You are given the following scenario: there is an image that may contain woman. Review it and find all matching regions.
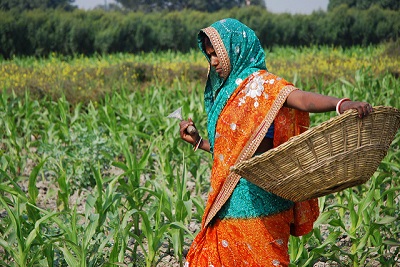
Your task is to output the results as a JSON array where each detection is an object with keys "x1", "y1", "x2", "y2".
[{"x1": 179, "y1": 18, "x2": 373, "y2": 267}]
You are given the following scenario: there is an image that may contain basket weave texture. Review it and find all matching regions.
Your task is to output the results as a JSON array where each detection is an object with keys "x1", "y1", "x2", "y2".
[{"x1": 231, "y1": 106, "x2": 400, "y2": 202}]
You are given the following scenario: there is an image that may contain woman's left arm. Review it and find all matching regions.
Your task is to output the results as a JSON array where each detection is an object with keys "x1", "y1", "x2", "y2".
[{"x1": 285, "y1": 89, "x2": 373, "y2": 118}]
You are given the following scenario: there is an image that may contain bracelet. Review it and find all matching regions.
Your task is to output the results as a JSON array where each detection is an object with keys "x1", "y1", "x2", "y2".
[
  {"x1": 193, "y1": 137, "x2": 203, "y2": 152},
  {"x1": 336, "y1": 98, "x2": 351, "y2": 115}
]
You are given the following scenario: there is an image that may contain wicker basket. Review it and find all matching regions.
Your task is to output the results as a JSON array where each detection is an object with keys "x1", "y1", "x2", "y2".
[{"x1": 231, "y1": 106, "x2": 400, "y2": 202}]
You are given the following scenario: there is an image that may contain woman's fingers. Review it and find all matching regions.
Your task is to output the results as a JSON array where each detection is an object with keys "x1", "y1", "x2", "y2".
[
  {"x1": 342, "y1": 101, "x2": 373, "y2": 118},
  {"x1": 359, "y1": 103, "x2": 373, "y2": 117},
  {"x1": 179, "y1": 120, "x2": 190, "y2": 136},
  {"x1": 179, "y1": 119, "x2": 198, "y2": 144}
]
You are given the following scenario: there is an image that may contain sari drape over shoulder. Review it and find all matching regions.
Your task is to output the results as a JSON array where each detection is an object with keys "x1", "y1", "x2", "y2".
[{"x1": 186, "y1": 19, "x2": 319, "y2": 267}]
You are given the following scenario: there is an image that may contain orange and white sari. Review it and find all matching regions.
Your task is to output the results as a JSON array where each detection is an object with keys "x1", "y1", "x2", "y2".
[{"x1": 186, "y1": 19, "x2": 319, "y2": 267}]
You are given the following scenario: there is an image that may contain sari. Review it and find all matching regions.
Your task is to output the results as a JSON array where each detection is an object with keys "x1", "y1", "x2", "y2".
[{"x1": 185, "y1": 19, "x2": 319, "y2": 267}]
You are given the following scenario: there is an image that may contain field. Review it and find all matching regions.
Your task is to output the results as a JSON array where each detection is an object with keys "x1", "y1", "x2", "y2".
[{"x1": 0, "y1": 44, "x2": 399, "y2": 267}]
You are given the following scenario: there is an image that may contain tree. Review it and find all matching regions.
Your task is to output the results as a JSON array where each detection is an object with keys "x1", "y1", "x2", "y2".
[
  {"x1": 328, "y1": 0, "x2": 399, "y2": 11},
  {"x1": 114, "y1": 0, "x2": 265, "y2": 12},
  {"x1": 0, "y1": 0, "x2": 75, "y2": 11}
]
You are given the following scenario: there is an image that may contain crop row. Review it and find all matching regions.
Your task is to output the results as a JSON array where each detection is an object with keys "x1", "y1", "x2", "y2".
[{"x1": 0, "y1": 49, "x2": 399, "y2": 266}]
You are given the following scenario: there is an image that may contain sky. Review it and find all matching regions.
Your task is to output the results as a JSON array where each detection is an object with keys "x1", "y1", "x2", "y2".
[{"x1": 74, "y1": 0, "x2": 329, "y2": 14}]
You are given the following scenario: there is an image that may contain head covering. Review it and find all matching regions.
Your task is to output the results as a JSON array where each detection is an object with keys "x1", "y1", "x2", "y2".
[{"x1": 198, "y1": 18, "x2": 267, "y2": 152}]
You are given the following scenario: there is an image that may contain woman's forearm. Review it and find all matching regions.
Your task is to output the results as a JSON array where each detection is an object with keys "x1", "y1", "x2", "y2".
[
  {"x1": 199, "y1": 139, "x2": 211, "y2": 153},
  {"x1": 285, "y1": 90, "x2": 339, "y2": 113},
  {"x1": 285, "y1": 89, "x2": 373, "y2": 118}
]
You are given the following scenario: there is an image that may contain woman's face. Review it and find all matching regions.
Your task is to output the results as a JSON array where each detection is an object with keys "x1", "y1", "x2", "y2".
[{"x1": 204, "y1": 37, "x2": 224, "y2": 78}]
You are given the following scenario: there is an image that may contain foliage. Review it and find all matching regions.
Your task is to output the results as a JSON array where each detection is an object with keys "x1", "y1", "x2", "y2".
[
  {"x1": 0, "y1": 0, "x2": 75, "y2": 11},
  {"x1": 113, "y1": 0, "x2": 265, "y2": 12},
  {"x1": 0, "y1": 48, "x2": 399, "y2": 266},
  {"x1": 328, "y1": 0, "x2": 399, "y2": 11},
  {"x1": 1, "y1": 44, "x2": 399, "y2": 106},
  {"x1": 0, "y1": 7, "x2": 399, "y2": 58}
]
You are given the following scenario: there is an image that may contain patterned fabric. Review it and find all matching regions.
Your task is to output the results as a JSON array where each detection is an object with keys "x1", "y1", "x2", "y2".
[
  {"x1": 185, "y1": 19, "x2": 319, "y2": 267},
  {"x1": 197, "y1": 18, "x2": 267, "y2": 153}
]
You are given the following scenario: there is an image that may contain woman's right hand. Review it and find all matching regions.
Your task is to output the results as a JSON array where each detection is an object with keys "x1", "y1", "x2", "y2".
[{"x1": 179, "y1": 118, "x2": 200, "y2": 145}]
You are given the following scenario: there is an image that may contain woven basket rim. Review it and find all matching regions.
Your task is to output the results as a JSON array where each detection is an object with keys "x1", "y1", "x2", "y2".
[
  {"x1": 241, "y1": 105, "x2": 399, "y2": 163},
  {"x1": 231, "y1": 105, "x2": 400, "y2": 201}
]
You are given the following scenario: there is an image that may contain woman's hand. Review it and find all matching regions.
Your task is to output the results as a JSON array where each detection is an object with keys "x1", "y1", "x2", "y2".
[
  {"x1": 179, "y1": 118, "x2": 211, "y2": 153},
  {"x1": 179, "y1": 118, "x2": 200, "y2": 146},
  {"x1": 340, "y1": 101, "x2": 373, "y2": 118}
]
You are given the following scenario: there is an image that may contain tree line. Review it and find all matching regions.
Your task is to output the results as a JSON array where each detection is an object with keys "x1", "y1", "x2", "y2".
[
  {"x1": 111, "y1": 0, "x2": 265, "y2": 12},
  {"x1": 1, "y1": 0, "x2": 399, "y2": 12},
  {"x1": 0, "y1": 5, "x2": 399, "y2": 59},
  {"x1": 0, "y1": 0, "x2": 266, "y2": 12}
]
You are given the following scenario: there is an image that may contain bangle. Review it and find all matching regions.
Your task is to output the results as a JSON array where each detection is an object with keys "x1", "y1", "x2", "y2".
[
  {"x1": 193, "y1": 137, "x2": 203, "y2": 152},
  {"x1": 336, "y1": 98, "x2": 351, "y2": 115}
]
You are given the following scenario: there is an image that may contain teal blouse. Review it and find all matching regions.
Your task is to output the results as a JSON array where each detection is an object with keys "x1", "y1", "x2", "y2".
[{"x1": 217, "y1": 177, "x2": 294, "y2": 219}]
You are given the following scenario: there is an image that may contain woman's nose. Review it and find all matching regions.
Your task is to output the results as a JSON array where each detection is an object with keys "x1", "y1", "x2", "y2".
[{"x1": 210, "y1": 55, "x2": 219, "y2": 67}]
